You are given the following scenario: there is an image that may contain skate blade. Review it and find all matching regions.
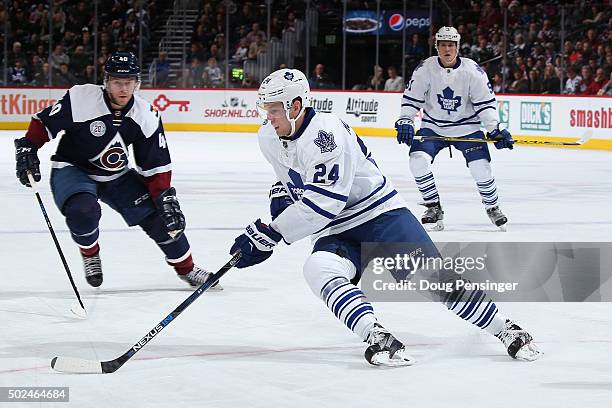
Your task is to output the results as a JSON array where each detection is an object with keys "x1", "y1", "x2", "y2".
[
  {"x1": 424, "y1": 220, "x2": 444, "y2": 231},
  {"x1": 368, "y1": 350, "x2": 416, "y2": 367},
  {"x1": 514, "y1": 342, "x2": 543, "y2": 361},
  {"x1": 497, "y1": 224, "x2": 507, "y2": 232}
]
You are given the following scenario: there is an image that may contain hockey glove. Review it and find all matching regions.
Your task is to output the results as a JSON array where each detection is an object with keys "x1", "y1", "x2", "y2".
[
  {"x1": 269, "y1": 182, "x2": 293, "y2": 221},
  {"x1": 395, "y1": 118, "x2": 415, "y2": 145},
  {"x1": 155, "y1": 187, "x2": 186, "y2": 239},
  {"x1": 487, "y1": 127, "x2": 514, "y2": 150},
  {"x1": 230, "y1": 219, "x2": 282, "y2": 268},
  {"x1": 15, "y1": 137, "x2": 41, "y2": 187}
]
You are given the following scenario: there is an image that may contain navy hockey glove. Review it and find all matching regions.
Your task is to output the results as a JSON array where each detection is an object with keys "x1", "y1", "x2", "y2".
[
  {"x1": 269, "y1": 182, "x2": 293, "y2": 221},
  {"x1": 230, "y1": 219, "x2": 282, "y2": 268},
  {"x1": 15, "y1": 137, "x2": 41, "y2": 187},
  {"x1": 155, "y1": 187, "x2": 186, "y2": 239},
  {"x1": 395, "y1": 118, "x2": 415, "y2": 145},
  {"x1": 487, "y1": 127, "x2": 514, "y2": 150}
]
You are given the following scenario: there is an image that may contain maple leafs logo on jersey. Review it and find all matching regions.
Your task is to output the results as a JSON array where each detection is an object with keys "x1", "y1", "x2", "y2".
[
  {"x1": 437, "y1": 86, "x2": 462, "y2": 115},
  {"x1": 89, "y1": 133, "x2": 129, "y2": 172},
  {"x1": 313, "y1": 130, "x2": 337, "y2": 154},
  {"x1": 284, "y1": 71, "x2": 294, "y2": 80}
]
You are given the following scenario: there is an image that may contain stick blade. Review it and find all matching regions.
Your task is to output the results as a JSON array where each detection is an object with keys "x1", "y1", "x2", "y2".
[
  {"x1": 577, "y1": 130, "x2": 593, "y2": 145},
  {"x1": 51, "y1": 356, "x2": 103, "y2": 374}
]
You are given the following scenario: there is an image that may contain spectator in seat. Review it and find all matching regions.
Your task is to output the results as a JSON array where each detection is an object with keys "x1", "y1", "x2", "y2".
[
  {"x1": 309, "y1": 63, "x2": 333, "y2": 89},
  {"x1": 384, "y1": 66, "x2": 404, "y2": 92},
  {"x1": 578, "y1": 65, "x2": 593, "y2": 94},
  {"x1": 563, "y1": 66, "x2": 582, "y2": 95},
  {"x1": 508, "y1": 70, "x2": 529, "y2": 93},
  {"x1": 367, "y1": 65, "x2": 385, "y2": 90},
  {"x1": 49, "y1": 45, "x2": 70, "y2": 71},
  {"x1": 202, "y1": 57, "x2": 223, "y2": 88},
  {"x1": 541, "y1": 64, "x2": 561, "y2": 94},
  {"x1": 31, "y1": 63, "x2": 51, "y2": 87},
  {"x1": 528, "y1": 69, "x2": 543, "y2": 93},
  {"x1": 152, "y1": 51, "x2": 171, "y2": 87},
  {"x1": 248, "y1": 34, "x2": 266, "y2": 60},
  {"x1": 70, "y1": 45, "x2": 90, "y2": 80},
  {"x1": 246, "y1": 22, "x2": 266, "y2": 43},
  {"x1": 492, "y1": 72, "x2": 505, "y2": 93},
  {"x1": 587, "y1": 68, "x2": 608, "y2": 95},
  {"x1": 597, "y1": 73, "x2": 612, "y2": 96},
  {"x1": 54, "y1": 63, "x2": 77, "y2": 87},
  {"x1": 8, "y1": 60, "x2": 28, "y2": 85}
]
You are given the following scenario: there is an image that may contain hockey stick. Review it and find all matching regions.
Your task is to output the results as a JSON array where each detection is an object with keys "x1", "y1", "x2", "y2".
[
  {"x1": 50, "y1": 250, "x2": 242, "y2": 374},
  {"x1": 413, "y1": 130, "x2": 593, "y2": 146},
  {"x1": 27, "y1": 172, "x2": 87, "y2": 318}
]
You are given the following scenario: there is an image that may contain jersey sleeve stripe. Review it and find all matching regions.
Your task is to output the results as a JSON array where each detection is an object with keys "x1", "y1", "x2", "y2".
[
  {"x1": 403, "y1": 95, "x2": 425, "y2": 104},
  {"x1": 136, "y1": 163, "x2": 173, "y2": 176},
  {"x1": 305, "y1": 184, "x2": 349, "y2": 202},
  {"x1": 401, "y1": 103, "x2": 422, "y2": 111},
  {"x1": 302, "y1": 197, "x2": 337, "y2": 219},
  {"x1": 472, "y1": 97, "x2": 496, "y2": 106}
]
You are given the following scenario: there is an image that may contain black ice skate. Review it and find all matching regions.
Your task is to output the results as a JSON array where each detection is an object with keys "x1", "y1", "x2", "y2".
[
  {"x1": 421, "y1": 202, "x2": 444, "y2": 231},
  {"x1": 495, "y1": 319, "x2": 542, "y2": 361},
  {"x1": 486, "y1": 205, "x2": 508, "y2": 231},
  {"x1": 178, "y1": 265, "x2": 223, "y2": 291},
  {"x1": 364, "y1": 324, "x2": 415, "y2": 367},
  {"x1": 82, "y1": 253, "x2": 103, "y2": 287}
]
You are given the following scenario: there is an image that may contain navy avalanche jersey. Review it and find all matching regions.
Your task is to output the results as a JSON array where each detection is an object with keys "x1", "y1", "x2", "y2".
[{"x1": 35, "y1": 84, "x2": 170, "y2": 182}]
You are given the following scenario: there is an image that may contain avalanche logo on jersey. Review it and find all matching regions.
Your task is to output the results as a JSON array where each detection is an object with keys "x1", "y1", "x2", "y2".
[
  {"x1": 313, "y1": 130, "x2": 337, "y2": 153},
  {"x1": 89, "y1": 133, "x2": 129, "y2": 172},
  {"x1": 437, "y1": 86, "x2": 462, "y2": 115}
]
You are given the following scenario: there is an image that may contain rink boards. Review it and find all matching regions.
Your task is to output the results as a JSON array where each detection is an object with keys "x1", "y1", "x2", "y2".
[{"x1": 0, "y1": 87, "x2": 610, "y2": 150}]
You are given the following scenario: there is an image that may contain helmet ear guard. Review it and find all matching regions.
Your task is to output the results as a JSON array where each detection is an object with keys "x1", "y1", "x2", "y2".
[{"x1": 257, "y1": 69, "x2": 311, "y2": 137}]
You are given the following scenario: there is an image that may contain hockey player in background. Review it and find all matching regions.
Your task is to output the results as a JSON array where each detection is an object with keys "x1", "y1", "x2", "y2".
[
  {"x1": 14, "y1": 52, "x2": 220, "y2": 290},
  {"x1": 228, "y1": 68, "x2": 540, "y2": 366},
  {"x1": 396, "y1": 26, "x2": 514, "y2": 231}
]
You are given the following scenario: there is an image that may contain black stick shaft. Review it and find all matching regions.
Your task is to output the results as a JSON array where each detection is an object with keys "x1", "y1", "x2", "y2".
[
  {"x1": 100, "y1": 251, "x2": 241, "y2": 373},
  {"x1": 29, "y1": 174, "x2": 86, "y2": 311}
]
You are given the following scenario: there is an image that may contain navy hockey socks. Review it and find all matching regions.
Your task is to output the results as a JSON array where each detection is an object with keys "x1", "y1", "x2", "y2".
[{"x1": 63, "y1": 193, "x2": 101, "y2": 249}]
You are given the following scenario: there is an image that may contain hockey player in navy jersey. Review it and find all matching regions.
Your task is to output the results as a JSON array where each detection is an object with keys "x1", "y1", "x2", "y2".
[
  {"x1": 228, "y1": 68, "x2": 541, "y2": 366},
  {"x1": 14, "y1": 52, "x2": 220, "y2": 290},
  {"x1": 396, "y1": 26, "x2": 514, "y2": 231}
]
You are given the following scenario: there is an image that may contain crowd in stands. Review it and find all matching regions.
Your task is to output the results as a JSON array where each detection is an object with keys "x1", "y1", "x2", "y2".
[
  {"x1": 322, "y1": 0, "x2": 610, "y2": 95},
  {"x1": 1, "y1": 0, "x2": 610, "y2": 95},
  {"x1": 0, "y1": 0, "x2": 164, "y2": 87},
  {"x1": 182, "y1": 1, "x2": 304, "y2": 89}
]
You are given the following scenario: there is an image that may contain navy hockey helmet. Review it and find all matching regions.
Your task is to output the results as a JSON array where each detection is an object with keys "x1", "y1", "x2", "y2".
[{"x1": 104, "y1": 52, "x2": 141, "y2": 80}]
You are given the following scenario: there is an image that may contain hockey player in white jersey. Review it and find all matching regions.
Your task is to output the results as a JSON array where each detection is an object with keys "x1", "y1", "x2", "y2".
[
  {"x1": 396, "y1": 26, "x2": 514, "y2": 231},
  {"x1": 228, "y1": 68, "x2": 541, "y2": 366}
]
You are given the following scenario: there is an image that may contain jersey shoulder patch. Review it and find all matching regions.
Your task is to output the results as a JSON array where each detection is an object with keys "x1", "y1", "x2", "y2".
[
  {"x1": 126, "y1": 95, "x2": 162, "y2": 138},
  {"x1": 68, "y1": 84, "x2": 109, "y2": 123}
]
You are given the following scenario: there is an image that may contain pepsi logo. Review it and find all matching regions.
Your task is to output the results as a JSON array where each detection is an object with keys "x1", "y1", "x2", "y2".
[{"x1": 389, "y1": 13, "x2": 404, "y2": 31}]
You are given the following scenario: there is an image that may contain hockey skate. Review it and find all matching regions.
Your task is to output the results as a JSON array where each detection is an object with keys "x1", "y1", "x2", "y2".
[
  {"x1": 421, "y1": 202, "x2": 444, "y2": 231},
  {"x1": 82, "y1": 253, "x2": 103, "y2": 287},
  {"x1": 486, "y1": 205, "x2": 508, "y2": 231},
  {"x1": 178, "y1": 265, "x2": 223, "y2": 291},
  {"x1": 364, "y1": 324, "x2": 415, "y2": 367},
  {"x1": 495, "y1": 319, "x2": 542, "y2": 361}
]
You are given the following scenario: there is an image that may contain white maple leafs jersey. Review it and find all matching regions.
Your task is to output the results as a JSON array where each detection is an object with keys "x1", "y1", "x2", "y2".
[
  {"x1": 401, "y1": 56, "x2": 499, "y2": 136},
  {"x1": 259, "y1": 108, "x2": 405, "y2": 244}
]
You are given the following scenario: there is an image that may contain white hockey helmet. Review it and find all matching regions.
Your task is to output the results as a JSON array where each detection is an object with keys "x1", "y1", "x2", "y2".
[
  {"x1": 257, "y1": 68, "x2": 311, "y2": 137},
  {"x1": 434, "y1": 26, "x2": 461, "y2": 53}
]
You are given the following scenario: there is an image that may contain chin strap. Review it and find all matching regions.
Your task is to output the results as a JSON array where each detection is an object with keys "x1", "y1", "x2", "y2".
[{"x1": 285, "y1": 106, "x2": 307, "y2": 138}]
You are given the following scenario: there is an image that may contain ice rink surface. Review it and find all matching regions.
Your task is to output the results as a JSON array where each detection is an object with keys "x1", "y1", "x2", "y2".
[{"x1": 1, "y1": 130, "x2": 612, "y2": 407}]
